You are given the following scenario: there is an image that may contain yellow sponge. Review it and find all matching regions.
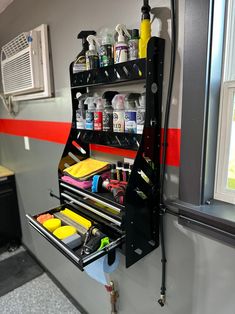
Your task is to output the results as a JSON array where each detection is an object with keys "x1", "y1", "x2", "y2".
[
  {"x1": 43, "y1": 218, "x2": 61, "y2": 232},
  {"x1": 53, "y1": 225, "x2": 76, "y2": 240},
  {"x1": 60, "y1": 208, "x2": 92, "y2": 230}
]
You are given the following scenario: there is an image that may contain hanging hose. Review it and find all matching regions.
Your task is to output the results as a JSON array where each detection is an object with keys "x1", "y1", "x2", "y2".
[{"x1": 158, "y1": 0, "x2": 177, "y2": 307}]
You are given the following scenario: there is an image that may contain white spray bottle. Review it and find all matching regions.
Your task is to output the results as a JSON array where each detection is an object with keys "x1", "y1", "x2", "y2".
[
  {"x1": 114, "y1": 24, "x2": 131, "y2": 64},
  {"x1": 112, "y1": 94, "x2": 126, "y2": 132},
  {"x1": 86, "y1": 35, "x2": 100, "y2": 70}
]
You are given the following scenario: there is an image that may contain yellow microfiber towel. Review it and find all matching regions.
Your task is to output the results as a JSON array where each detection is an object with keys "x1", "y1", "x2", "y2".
[{"x1": 63, "y1": 158, "x2": 110, "y2": 180}]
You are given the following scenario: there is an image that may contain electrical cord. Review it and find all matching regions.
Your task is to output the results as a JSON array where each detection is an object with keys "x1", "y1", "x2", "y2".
[{"x1": 158, "y1": 0, "x2": 177, "y2": 307}]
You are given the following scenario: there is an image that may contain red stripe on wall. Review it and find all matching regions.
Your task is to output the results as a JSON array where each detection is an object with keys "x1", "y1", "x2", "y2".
[
  {"x1": 0, "y1": 119, "x2": 71, "y2": 144},
  {"x1": 0, "y1": 119, "x2": 180, "y2": 167}
]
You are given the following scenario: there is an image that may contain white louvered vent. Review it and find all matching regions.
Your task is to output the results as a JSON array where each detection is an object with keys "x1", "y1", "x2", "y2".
[{"x1": 1, "y1": 24, "x2": 52, "y2": 101}]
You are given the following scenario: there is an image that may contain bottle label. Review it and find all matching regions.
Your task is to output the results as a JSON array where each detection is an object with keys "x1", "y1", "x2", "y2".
[
  {"x1": 76, "y1": 110, "x2": 85, "y2": 129},
  {"x1": 73, "y1": 56, "x2": 86, "y2": 73},
  {"x1": 99, "y1": 45, "x2": 113, "y2": 67},
  {"x1": 113, "y1": 111, "x2": 125, "y2": 132},
  {"x1": 137, "y1": 109, "x2": 145, "y2": 134},
  {"x1": 125, "y1": 111, "x2": 137, "y2": 133},
  {"x1": 128, "y1": 39, "x2": 139, "y2": 60},
  {"x1": 94, "y1": 111, "x2": 103, "y2": 130},
  {"x1": 85, "y1": 112, "x2": 94, "y2": 130},
  {"x1": 103, "y1": 112, "x2": 113, "y2": 131},
  {"x1": 115, "y1": 45, "x2": 128, "y2": 63},
  {"x1": 86, "y1": 55, "x2": 99, "y2": 70}
]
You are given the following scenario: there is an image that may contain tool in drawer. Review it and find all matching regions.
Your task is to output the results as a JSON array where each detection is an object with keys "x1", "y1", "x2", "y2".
[
  {"x1": 54, "y1": 212, "x2": 87, "y2": 235},
  {"x1": 81, "y1": 226, "x2": 110, "y2": 255}
]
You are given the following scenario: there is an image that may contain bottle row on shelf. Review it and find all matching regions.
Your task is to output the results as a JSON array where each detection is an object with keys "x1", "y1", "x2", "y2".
[{"x1": 76, "y1": 90, "x2": 146, "y2": 134}]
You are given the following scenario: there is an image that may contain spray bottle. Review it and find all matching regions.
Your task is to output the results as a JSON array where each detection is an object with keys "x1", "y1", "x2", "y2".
[
  {"x1": 124, "y1": 93, "x2": 140, "y2": 133},
  {"x1": 94, "y1": 97, "x2": 104, "y2": 131},
  {"x1": 102, "y1": 91, "x2": 119, "y2": 132},
  {"x1": 128, "y1": 29, "x2": 139, "y2": 60},
  {"x1": 99, "y1": 28, "x2": 114, "y2": 67},
  {"x1": 137, "y1": 93, "x2": 146, "y2": 134},
  {"x1": 86, "y1": 35, "x2": 100, "y2": 70},
  {"x1": 76, "y1": 93, "x2": 90, "y2": 129},
  {"x1": 112, "y1": 94, "x2": 126, "y2": 132},
  {"x1": 73, "y1": 31, "x2": 96, "y2": 73},
  {"x1": 84, "y1": 97, "x2": 96, "y2": 130},
  {"x1": 138, "y1": 0, "x2": 151, "y2": 58},
  {"x1": 114, "y1": 24, "x2": 131, "y2": 64}
]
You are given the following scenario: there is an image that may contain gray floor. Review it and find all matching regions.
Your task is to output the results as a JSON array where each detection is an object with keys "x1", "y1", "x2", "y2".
[{"x1": 0, "y1": 247, "x2": 81, "y2": 314}]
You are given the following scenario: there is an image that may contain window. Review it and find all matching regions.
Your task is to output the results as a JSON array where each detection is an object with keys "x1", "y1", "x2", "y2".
[{"x1": 214, "y1": 0, "x2": 235, "y2": 204}]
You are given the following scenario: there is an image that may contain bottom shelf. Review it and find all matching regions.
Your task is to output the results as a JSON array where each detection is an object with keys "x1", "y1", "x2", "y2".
[{"x1": 26, "y1": 203, "x2": 124, "y2": 270}]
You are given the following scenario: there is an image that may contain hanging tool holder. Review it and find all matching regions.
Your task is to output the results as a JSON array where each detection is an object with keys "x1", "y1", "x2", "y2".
[{"x1": 26, "y1": 37, "x2": 164, "y2": 271}]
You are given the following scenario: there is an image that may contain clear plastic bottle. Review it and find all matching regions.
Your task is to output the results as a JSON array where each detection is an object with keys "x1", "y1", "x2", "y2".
[
  {"x1": 137, "y1": 93, "x2": 146, "y2": 134},
  {"x1": 124, "y1": 96, "x2": 137, "y2": 134},
  {"x1": 76, "y1": 96, "x2": 86, "y2": 129},
  {"x1": 102, "y1": 91, "x2": 119, "y2": 132},
  {"x1": 128, "y1": 29, "x2": 139, "y2": 60},
  {"x1": 99, "y1": 29, "x2": 114, "y2": 67},
  {"x1": 84, "y1": 97, "x2": 96, "y2": 130},
  {"x1": 86, "y1": 35, "x2": 99, "y2": 70},
  {"x1": 112, "y1": 94, "x2": 126, "y2": 132}
]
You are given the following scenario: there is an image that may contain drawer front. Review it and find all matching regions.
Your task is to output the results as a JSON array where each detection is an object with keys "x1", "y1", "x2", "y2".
[{"x1": 26, "y1": 203, "x2": 124, "y2": 270}]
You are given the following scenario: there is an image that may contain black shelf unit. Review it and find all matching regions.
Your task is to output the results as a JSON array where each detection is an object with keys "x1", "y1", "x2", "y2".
[{"x1": 26, "y1": 37, "x2": 165, "y2": 270}]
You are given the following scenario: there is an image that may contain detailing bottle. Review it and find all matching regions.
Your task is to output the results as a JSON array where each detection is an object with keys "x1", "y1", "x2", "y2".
[
  {"x1": 112, "y1": 94, "x2": 126, "y2": 133},
  {"x1": 114, "y1": 24, "x2": 131, "y2": 64},
  {"x1": 94, "y1": 97, "x2": 104, "y2": 131},
  {"x1": 110, "y1": 164, "x2": 117, "y2": 180},
  {"x1": 102, "y1": 91, "x2": 119, "y2": 132},
  {"x1": 116, "y1": 161, "x2": 123, "y2": 181},
  {"x1": 86, "y1": 35, "x2": 100, "y2": 70},
  {"x1": 99, "y1": 29, "x2": 114, "y2": 67},
  {"x1": 124, "y1": 93, "x2": 140, "y2": 134},
  {"x1": 128, "y1": 29, "x2": 139, "y2": 60},
  {"x1": 73, "y1": 31, "x2": 96, "y2": 73},
  {"x1": 122, "y1": 162, "x2": 130, "y2": 182},
  {"x1": 137, "y1": 93, "x2": 146, "y2": 134},
  {"x1": 138, "y1": 0, "x2": 151, "y2": 58},
  {"x1": 84, "y1": 97, "x2": 96, "y2": 130},
  {"x1": 76, "y1": 93, "x2": 89, "y2": 129}
]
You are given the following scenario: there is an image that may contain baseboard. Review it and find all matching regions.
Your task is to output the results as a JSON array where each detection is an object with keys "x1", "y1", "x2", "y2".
[{"x1": 22, "y1": 243, "x2": 88, "y2": 314}]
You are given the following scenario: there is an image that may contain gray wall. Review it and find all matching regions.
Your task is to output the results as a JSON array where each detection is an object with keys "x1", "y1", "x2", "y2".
[{"x1": 0, "y1": 1, "x2": 235, "y2": 314}]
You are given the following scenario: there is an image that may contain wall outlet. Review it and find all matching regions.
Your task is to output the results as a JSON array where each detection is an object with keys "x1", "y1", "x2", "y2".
[{"x1": 24, "y1": 136, "x2": 30, "y2": 150}]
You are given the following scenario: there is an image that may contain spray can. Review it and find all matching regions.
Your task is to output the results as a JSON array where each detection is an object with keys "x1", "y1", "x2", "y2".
[
  {"x1": 137, "y1": 93, "x2": 146, "y2": 134},
  {"x1": 84, "y1": 97, "x2": 96, "y2": 130},
  {"x1": 124, "y1": 94, "x2": 139, "y2": 134},
  {"x1": 128, "y1": 29, "x2": 139, "y2": 60},
  {"x1": 112, "y1": 94, "x2": 125, "y2": 133},
  {"x1": 99, "y1": 29, "x2": 114, "y2": 67},
  {"x1": 138, "y1": 0, "x2": 151, "y2": 58},
  {"x1": 114, "y1": 24, "x2": 131, "y2": 64},
  {"x1": 122, "y1": 162, "x2": 130, "y2": 182},
  {"x1": 73, "y1": 31, "x2": 96, "y2": 73},
  {"x1": 94, "y1": 97, "x2": 104, "y2": 131},
  {"x1": 102, "y1": 91, "x2": 119, "y2": 132},
  {"x1": 86, "y1": 35, "x2": 99, "y2": 70}
]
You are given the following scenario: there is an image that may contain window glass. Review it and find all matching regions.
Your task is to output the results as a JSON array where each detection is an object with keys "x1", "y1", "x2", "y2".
[{"x1": 227, "y1": 96, "x2": 235, "y2": 190}]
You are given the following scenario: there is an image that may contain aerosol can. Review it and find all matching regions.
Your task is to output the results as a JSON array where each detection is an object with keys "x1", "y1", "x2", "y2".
[
  {"x1": 114, "y1": 24, "x2": 131, "y2": 63},
  {"x1": 84, "y1": 97, "x2": 96, "y2": 130}
]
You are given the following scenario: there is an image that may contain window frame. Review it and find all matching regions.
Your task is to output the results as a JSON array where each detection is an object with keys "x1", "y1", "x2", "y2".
[{"x1": 214, "y1": 81, "x2": 235, "y2": 204}]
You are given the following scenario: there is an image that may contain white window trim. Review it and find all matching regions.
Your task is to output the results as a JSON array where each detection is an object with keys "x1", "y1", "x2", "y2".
[{"x1": 214, "y1": 81, "x2": 235, "y2": 204}]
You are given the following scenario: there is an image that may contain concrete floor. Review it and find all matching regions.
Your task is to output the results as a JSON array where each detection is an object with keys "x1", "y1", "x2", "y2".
[{"x1": 0, "y1": 246, "x2": 81, "y2": 314}]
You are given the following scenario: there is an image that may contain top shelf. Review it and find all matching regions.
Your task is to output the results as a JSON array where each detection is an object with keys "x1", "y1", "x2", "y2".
[{"x1": 70, "y1": 58, "x2": 146, "y2": 88}]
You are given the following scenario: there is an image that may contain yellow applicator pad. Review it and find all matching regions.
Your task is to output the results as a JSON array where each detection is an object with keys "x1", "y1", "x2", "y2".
[{"x1": 60, "y1": 208, "x2": 92, "y2": 230}]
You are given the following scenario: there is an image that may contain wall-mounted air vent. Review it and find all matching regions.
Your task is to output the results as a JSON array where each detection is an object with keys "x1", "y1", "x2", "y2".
[{"x1": 1, "y1": 24, "x2": 52, "y2": 101}]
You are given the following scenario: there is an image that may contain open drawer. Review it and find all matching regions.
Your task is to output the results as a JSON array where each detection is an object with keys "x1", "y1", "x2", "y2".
[{"x1": 26, "y1": 203, "x2": 124, "y2": 270}]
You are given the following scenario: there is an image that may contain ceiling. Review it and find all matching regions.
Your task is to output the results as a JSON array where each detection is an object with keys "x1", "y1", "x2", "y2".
[{"x1": 0, "y1": 0, "x2": 13, "y2": 14}]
